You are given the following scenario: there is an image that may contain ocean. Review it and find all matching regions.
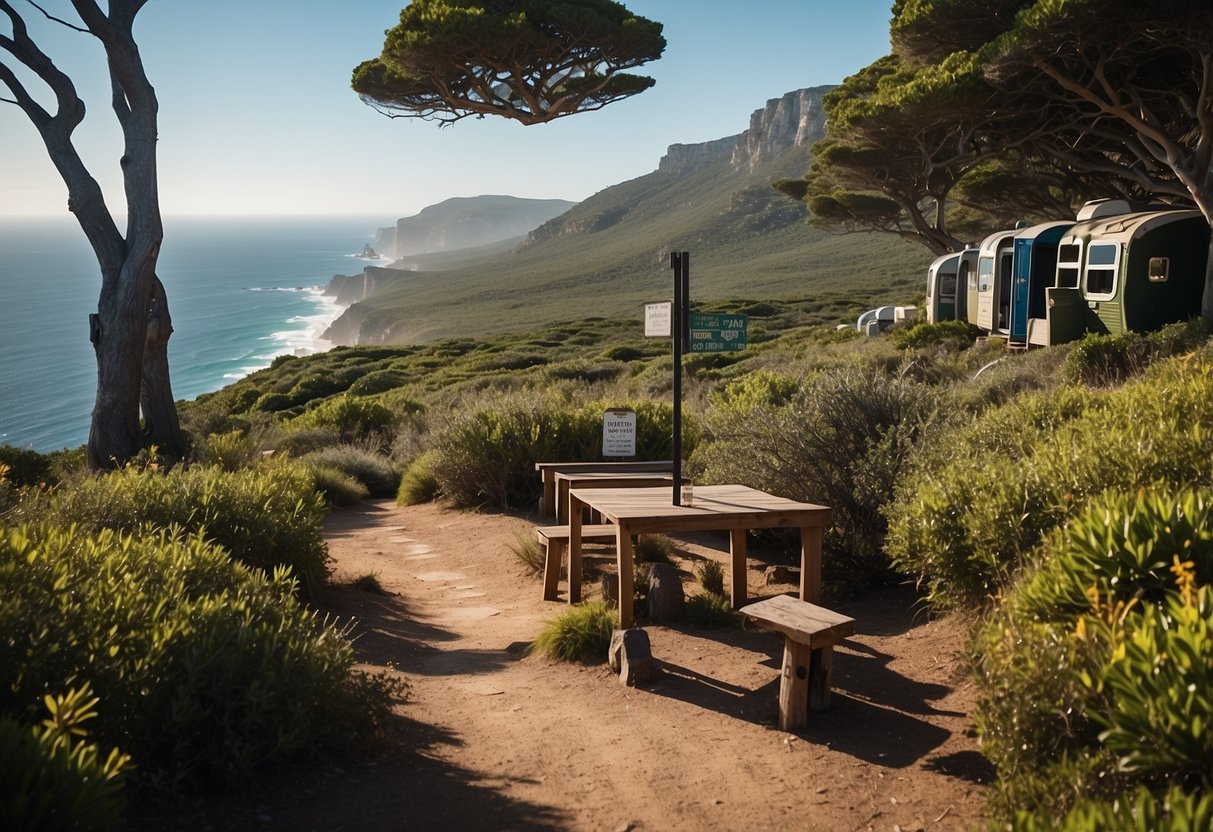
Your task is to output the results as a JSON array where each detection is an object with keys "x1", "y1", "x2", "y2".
[{"x1": 0, "y1": 215, "x2": 392, "y2": 452}]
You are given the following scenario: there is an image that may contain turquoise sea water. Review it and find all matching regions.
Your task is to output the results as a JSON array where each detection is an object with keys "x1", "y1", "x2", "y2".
[{"x1": 0, "y1": 215, "x2": 392, "y2": 452}]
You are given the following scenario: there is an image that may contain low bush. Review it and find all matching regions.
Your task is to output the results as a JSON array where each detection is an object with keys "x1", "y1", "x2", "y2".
[
  {"x1": 695, "y1": 559, "x2": 726, "y2": 596},
  {"x1": 0, "y1": 445, "x2": 53, "y2": 487},
  {"x1": 0, "y1": 686, "x2": 129, "y2": 832},
  {"x1": 397, "y1": 451, "x2": 441, "y2": 506},
  {"x1": 1064, "y1": 319, "x2": 1207, "y2": 388},
  {"x1": 889, "y1": 319, "x2": 976, "y2": 351},
  {"x1": 428, "y1": 396, "x2": 689, "y2": 510},
  {"x1": 308, "y1": 464, "x2": 370, "y2": 506},
  {"x1": 973, "y1": 490, "x2": 1213, "y2": 823},
  {"x1": 189, "y1": 428, "x2": 265, "y2": 471},
  {"x1": 634, "y1": 535, "x2": 675, "y2": 565},
  {"x1": 1011, "y1": 784, "x2": 1213, "y2": 832},
  {"x1": 291, "y1": 393, "x2": 396, "y2": 439},
  {"x1": 305, "y1": 445, "x2": 400, "y2": 498},
  {"x1": 28, "y1": 462, "x2": 329, "y2": 598},
  {"x1": 697, "y1": 365, "x2": 943, "y2": 598},
  {"x1": 888, "y1": 353, "x2": 1213, "y2": 609},
  {"x1": 530, "y1": 601, "x2": 616, "y2": 663},
  {"x1": 0, "y1": 523, "x2": 404, "y2": 788},
  {"x1": 685, "y1": 592, "x2": 738, "y2": 628}
]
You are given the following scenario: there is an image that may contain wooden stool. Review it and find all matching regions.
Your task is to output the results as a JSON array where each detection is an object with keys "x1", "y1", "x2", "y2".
[
  {"x1": 740, "y1": 594, "x2": 855, "y2": 730},
  {"x1": 535, "y1": 524, "x2": 617, "y2": 601}
]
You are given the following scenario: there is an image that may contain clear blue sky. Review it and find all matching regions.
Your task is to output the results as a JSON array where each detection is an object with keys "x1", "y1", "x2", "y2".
[{"x1": 1, "y1": 1, "x2": 894, "y2": 218}]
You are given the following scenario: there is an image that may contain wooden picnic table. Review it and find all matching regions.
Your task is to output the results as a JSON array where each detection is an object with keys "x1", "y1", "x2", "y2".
[
  {"x1": 567, "y1": 484, "x2": 831, "y2": 628},
  {"x1": 553, "y1": 470, "x2": 676, "y2": 524},
  {"x1": 534, "y1": 460, "x2": 672, "y2": 518}
]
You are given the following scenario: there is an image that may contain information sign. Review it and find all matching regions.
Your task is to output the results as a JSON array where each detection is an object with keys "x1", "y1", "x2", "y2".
[
  {"x1": 688, "y1": 312, "x2": 748, "y2": 352},
  {"x1": 602, "y1": 409, "x2": 637, "y2": 457},
  {"x1": 645, "y1": 302, "x2": 672, "y2": 337}
]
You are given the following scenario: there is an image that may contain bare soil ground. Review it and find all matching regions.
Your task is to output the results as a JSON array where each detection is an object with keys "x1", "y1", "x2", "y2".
[{"x1": 131, "y1": 499, "x2": 992, "y2": 832}]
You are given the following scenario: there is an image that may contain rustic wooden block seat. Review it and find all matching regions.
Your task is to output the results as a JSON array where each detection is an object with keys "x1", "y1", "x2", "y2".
[
  {"x1": 740, "y1": 594, "x2": 855, "y2": 731},
  {"x1": 537, "y1": 524, "x2": 618, "y2": 601}
]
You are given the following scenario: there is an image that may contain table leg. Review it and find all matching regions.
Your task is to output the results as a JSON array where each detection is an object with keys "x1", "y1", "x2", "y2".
[
  {"x1": 778, "y1": 637, "x2": 811, "y2": 731},
  {"x1": 617, "y1": 523, "x2": 634, "y2": 628},
  {"x1": 557, "y1": 479, "x2": 570, "y2": 524},
  {"x1": 729, "y1": 528, "x2": 748, "y2": 609},
  {"x1": 569, "y1": 494, "x2": 583, "y2": 604},
  {"x1": 542, "y1": 474, "x2": 556, "y2": 519},
  {"x1": 800, "y1": 525, "x2": 822, "y2": 604}
]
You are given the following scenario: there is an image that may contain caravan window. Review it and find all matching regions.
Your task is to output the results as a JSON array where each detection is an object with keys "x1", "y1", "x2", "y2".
[
  {"x1": 1057, "y1": 243, "x2": 1081, "y2": 287},
  {"x1": 1148, "y1": 257, "x2": 1170, "y2": 282},
  {"x1": 1085, "y1": 242, "x2": 1119, "y2": 298},
  {"x1": 978, "y1": 257, "x2": 993, "y2": 292},
  {"x1": 939, "y1": 270, "x2": 957, "y2": 300}
]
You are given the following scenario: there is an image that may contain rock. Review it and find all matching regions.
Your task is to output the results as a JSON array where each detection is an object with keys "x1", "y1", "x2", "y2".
[
  {"x1": 646, "y1": 563, "x2": 685, "y2": 623},
  {"x1": 608, "y1": 628, "x2": 656, "y2": 686},
  {"x1": 765, "y1": 565, "x2": 800, "y2": 585}
]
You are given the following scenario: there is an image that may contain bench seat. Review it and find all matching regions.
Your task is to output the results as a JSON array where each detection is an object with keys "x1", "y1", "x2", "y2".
[
  {"x1": 536, "y1": 524, "x2": 618, "y2": 601},
  {"x1": 740, "y1": 594, "x2": 855, "y2": 730}
]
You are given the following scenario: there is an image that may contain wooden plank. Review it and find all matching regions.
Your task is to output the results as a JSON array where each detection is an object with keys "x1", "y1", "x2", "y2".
[
  {"x1": 536, "y1": 524, "x2": 618, "y2": 540},
  {"x1": 740, "y1": 594, "x2": 854, "y2": 647},
  {"x1": 535, "y1": 460, "x2": 672, "y2": 474},
  {"x1": 569, "y1": 493, "x2": 583, "y2": 604},
  {"x1": 542, "y1": 536, "x2": 564, "y2": 601}
]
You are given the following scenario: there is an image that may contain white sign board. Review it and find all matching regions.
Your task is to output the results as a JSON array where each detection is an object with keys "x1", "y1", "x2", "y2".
[
  {"x1": 645, "y1": 302, "x2": 672, "y2": 337},
  {"x1": 602, "y1": 409, "x2": 637, "y2": 457}
]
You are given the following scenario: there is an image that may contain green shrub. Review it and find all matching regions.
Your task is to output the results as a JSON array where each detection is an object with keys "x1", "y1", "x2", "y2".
[
  {"x1": 308, "y1": 464, "x2": 370, "y2": 506},
  {"x1": 1064, "y1": 319, "x2": 1207, "y2": 388},
  {"x1": 271, "y1": 426, "x2": 342, "y2": 456},
  {"x1": 428, "y1": 396, "x2": 690, "y2": 510},
  {"x1": 973, "y1": 490, "x2": 1213, "y2": 823},
  {"x1": 695, "y1": 559, "x2": 726, "y2": 596},
  {"x1": 1011, "y1": 784, "x2": 1213, "y2": 832},
  {"x1": 305, "y1": 445, "x2": 400, "y2": 498},
  {"x1": 888, "y1": 354, "x2": 1213, "y2": 609},
  {"x1": 351, "y1": 573, "x2": 386, "y2": 594},
  {"x1": 890, "y1": 319, "x2": 976, "y2": 351},
  {"x1": 30, "y1": 462, "x2": 329, "y2": 599},
  {"x1": 634, "y1": 534, "x2": 675, "y2": 564},
  {"x1": 291, "y1": 393, "x2": 395, "y2": 439},
  {"x1": 397, "y1": 451, "x2": 441, "y2": 506},
  {"x1": 530, "y1": 601, "x2": 616, "y2": 663},
  {"x1": 189, "y1": 429, "x2": 263, "y2": 471},
  {"x1": 0, "y1": 686, "x2": 129, "y2": 832},
  {"x1": 685, "y1": 592, "x2": 738, "y2": 628},
  {"x1": 0, "y1": 445, "x2": 53, "y2": 487},
  {"x1": 698, "y1": 365, "x2": 943, "y2": 598},
  {"x1": 0, "y1": 523, "x2": 404, "y2": 787},
  {"x1": 347, "y1": 368, "x2": 410, "y2": 396}
]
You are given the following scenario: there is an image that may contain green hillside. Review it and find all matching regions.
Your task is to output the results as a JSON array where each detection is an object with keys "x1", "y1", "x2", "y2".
[{"x1": 332, "y1": 142, "x2": 932, "y2": 344}]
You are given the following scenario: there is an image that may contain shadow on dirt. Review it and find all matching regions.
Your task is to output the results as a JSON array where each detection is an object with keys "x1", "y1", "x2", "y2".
[{"x1": 125, "y1": 712, "x2": 568, "y2": 832}]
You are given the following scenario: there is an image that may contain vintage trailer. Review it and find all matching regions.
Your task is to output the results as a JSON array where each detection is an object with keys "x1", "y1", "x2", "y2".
[
  {"x1": 1009, "y1": 221, "x2": 1072, "y2": 347},
  {"x1": 974, "y1": 229, "x2": 1018, "y2": 334},
  {"x1": 1047, "y1": 209, "x2": 1209, "y2": 341},
  {"x1": 925, "y1": 252, "x2": 961, "y2": 324}
]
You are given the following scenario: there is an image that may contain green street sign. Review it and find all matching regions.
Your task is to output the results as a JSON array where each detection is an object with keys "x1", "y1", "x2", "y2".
[{"x1": 688, "y1": 312, "x2": 748, "y2": 353}]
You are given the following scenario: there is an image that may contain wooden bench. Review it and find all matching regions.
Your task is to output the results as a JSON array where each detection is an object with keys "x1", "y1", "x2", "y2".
[
  {"x1": 537, "y1": 524, "x2": 618, "y2": 601},
  {"x1": 535, "y1": 461, "x2": 672, "y2": 518},
  {"x1": 739, "y1": 594, "x2": 855, "y2": 731}
]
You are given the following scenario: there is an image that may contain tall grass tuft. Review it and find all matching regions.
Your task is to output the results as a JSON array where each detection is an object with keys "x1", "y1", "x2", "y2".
[{"x1": 530, "y1": 602, "x2": 617, "y2": 663}]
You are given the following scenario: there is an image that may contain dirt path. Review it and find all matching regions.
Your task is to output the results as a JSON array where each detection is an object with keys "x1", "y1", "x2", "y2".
[{"x1": 134, "y1": 499, "x2": 992, "y2": 831}]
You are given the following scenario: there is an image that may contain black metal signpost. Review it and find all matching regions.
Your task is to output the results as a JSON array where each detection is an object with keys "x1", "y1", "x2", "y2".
[{"x1": 670, "y1": 251, "x2": 689, "y2": 505}]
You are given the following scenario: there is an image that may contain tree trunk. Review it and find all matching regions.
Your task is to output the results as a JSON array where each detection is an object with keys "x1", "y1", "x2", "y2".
[
  {"x1": 140, "y1": 275, "x2": 184, "y2": 460},
  {"x1": 87, "y1": 256, "x2": 155, "y2": 469},
  {"x1": 1203, "y1": 230, "x2": 1213, "y2": 326}
]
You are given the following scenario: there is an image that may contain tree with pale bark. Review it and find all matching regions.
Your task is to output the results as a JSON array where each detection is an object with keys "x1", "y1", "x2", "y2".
[
  {"x1": 0, "y1": 0, "x2": 182, "y2": 468},
  {"x1": 788, "y1": 0, "x2": 1213, "y2": 321},
  {"x1": 353, "y1": 0, "x2": 665, "y2": 125}
]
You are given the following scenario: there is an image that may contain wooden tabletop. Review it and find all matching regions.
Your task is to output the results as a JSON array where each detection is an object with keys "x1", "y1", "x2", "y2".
[{"x1": 568, "y1": 484, "x2": 830, "y2": 534}]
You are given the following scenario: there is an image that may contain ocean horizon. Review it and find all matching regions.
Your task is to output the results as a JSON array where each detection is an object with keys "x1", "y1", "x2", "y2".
[{"x1": 0, "y1": 214, "x2": 394, "y2": 452}]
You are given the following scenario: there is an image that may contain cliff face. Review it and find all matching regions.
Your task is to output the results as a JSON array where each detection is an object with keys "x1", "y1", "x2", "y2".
[
  {"x1": 732, "y1": 86, "x2": 830, "y2": 171},
  {"x1": 392, "y1": 195, "x2": 576, "y2": 257},
  {"x1": 655, "y1": 86, "x2": 832, "y2": 177}
]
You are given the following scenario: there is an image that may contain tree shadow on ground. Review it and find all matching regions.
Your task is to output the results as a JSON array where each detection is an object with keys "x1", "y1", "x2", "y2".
[
  {"x1": 125, "y1": 712, "x2": 568, "y2": 832},
  {"x1": 321, "y1": 585, "x2": 517, "y2": 678}
]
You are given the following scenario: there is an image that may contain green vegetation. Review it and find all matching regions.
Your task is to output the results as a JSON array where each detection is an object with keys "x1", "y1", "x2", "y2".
[
  {"x1": 508, "y1": 534, "x2": 547, "y2": 575},
  {"x1": 685, "y1": 591, "x2": 738, "y2": 628},
  {"x1": 530, "y1": 601, "x2": 617, "y2": 663},
  {"x1": 694, "y1": 559, "x2": 726, "y2": 597}
]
